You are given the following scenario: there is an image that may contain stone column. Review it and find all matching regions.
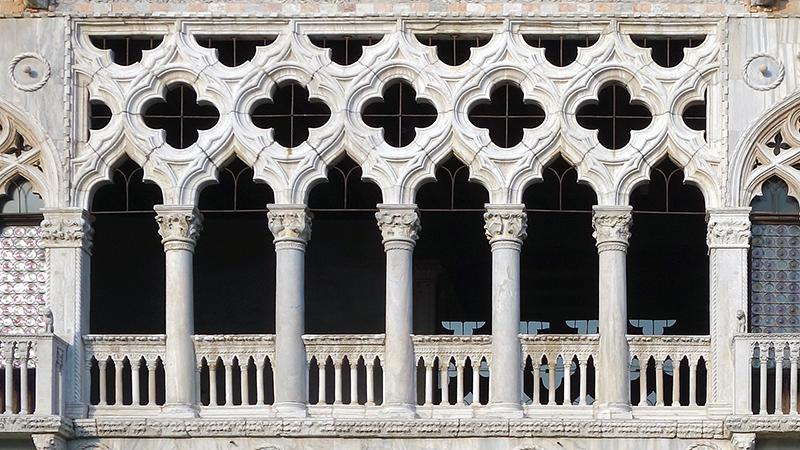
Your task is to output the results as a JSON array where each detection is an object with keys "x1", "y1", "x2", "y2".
[
  {"x1": 267, "y1": 204, "x2": 312, "y2": 417},
  {"x1": 592, "y1": 206, "x2": 633, "y2": 419},
  {"x1": 376, "y1": 204, "x2": 420, "y2": 417},
  {"x1": 484, "y1": 205, "x2": 527, "y2": 417},
  {"x1": 706, "y1": 208, "x2": 751, "y2": 416},
  {"x1": 155, "y1": 205, "x2": 202, "y2": 417},
  {"x1": 40, "y1": 208, "x2": 93, "y2": 418}
]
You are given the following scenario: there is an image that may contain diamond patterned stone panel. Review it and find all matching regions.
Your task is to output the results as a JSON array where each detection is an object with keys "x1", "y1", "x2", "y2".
[
  {"x1": 751, "y1": 223, "x2": 800, "y2": 333},
  {"x1": 0, "y1": 226, "x2": 46, "y2": 334}
]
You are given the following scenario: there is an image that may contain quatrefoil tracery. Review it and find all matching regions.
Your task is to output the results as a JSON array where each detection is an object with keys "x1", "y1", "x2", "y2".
[
  {"x1": 361, "y1": 81, "x2": 438, "y2": 148},
  {"x1": 142, "y1": 83, "x2": 220, "y2": 149},
  {"x1": 250, "y1": 82, "x2": 332, "y2": 148},
  {"x1": 467, "y1": 82, "x2": 546, "y2": 148},
  {"x1": 575, "y1": 83, "x2": 653, "y2": 150}
]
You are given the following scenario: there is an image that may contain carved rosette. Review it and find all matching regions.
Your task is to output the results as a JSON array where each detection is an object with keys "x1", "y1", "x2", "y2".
[
  {"x1": 376, "y1": 205, "x2": 420, "y2": 249},
  {"x1": 706, "y1": 209, "x2": 751, "y2": 249},
  {"x1": 267, "y1": 205, "x2": 312, "y2": 245},
  {"x1": 40, "y1": 210, "x2": 94, "y2": 252},
  {"x1": 154, "y1": 206, "x2": 203, "y2": 252},
  {"x1": 591, "y1": 207, "x2": 632, "y2": 252},
  {"x1": 484, "y1": 206, "x2": 528, "y2": 248}
]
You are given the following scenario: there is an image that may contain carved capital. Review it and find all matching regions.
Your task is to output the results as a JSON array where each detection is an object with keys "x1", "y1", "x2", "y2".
[
  {"x1": 31, "y1": 434, "x2": 66, "y2": 450},
  {"x1": 376, "y1": 204, "x2": 420, "y2": 246},
  {"x1": 154, "y1": 206, "x2": 202, "y2": 252},
  {"x1": 40, "y1": 209, "x2": 93, "y2": 252},
  {"x1": 731, "y1": 433, "x2": 756, "y2": 450},
  {"x1": 592, "y1": 206, "x2": 632, "y2": 251},
  {"x1": 484, "y1": 205, "x2": 527, "y2": 246},
  {"x1": 706, "y1": 208, "x2": 751, "y2": 249},
  {"x1": 267, "y1": 204, "x2": 312, "y2": 243}
]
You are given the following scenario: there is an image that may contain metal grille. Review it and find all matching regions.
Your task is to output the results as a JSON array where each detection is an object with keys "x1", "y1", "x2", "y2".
[
  {"x1": 142, "y1": 83, "x2": 220, "y2": 149},
  {"x1": 575, "y1": 83, "x2": 652, "y2": 150},
  {"x1": 362, "y1": 81, "x2": 438, "y2": 148},
  {"x1": 89, "y1": 36, "x2": 163, "y2": 66},
  {"x1": 309, "y1": 36, "x2": 381, "y2": 66},
  {"x1": 416, "y1": 34, "x2": 491, "y2": 66},
  {"x1": 251, "y1": 82, "x2": 331, "y2": 148},
  {"x1": 630, "y1": 35, "x2": 705, "y2": 68},
  {"x1": 467, "y1": 82, "x2": 546, "y2": 148},
  {"x1": 523, "y1": 35, "x2": 599, "y2": 67},
  {"x1": 195, "y1": 36, "x2": 276, "y2": 67}
]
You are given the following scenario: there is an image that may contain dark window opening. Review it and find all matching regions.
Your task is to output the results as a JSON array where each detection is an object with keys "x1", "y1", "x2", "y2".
[
  {"x1": 415, "y1": 34, "x2": 491, "y2": 66},
  {"x1": 251, "y1": 82, "x2": 331, "y2": 148},
  {"x1": 89, "y1": 100, "x2": 112, "y2": 132},
  {"x1": 90, "y1": 158, "x2": 165, "y2": 334},
  {"x1": 522, "y1": 156, "x2": 598, "y2": 334},
  {"x1": 523, "y1": 35, "x2": 599, "y2": 67},
  {"x1": 630, "y1": 35, "x2": 705, "y2": 68},
  {"x1": 628, "y1": 158, "x2": 708, "y2": 335},
  {"x1": 682, "y1": 92, "x2": 707, "y2": 140},
  {"x1": 0, "y1": 177, "x2": 43, "y2": 218},
  {"x1": 306, "y1": 155, "x2": 385, "y2": 334},
  {"x1": 195, "y1": 35, "x2": 276, "y2": 67},
  {"x1": 415, "y1": 157, "x2": 490, "y2": 335},
  {"x1": 194, "y1": 157, "x2": 276, "y2": 334},
  {"x1": 576, "y1": 82, "x2": 652, "y2": 150},
  {"x1": 143, "y1": 83, "x2": 220, "y2": 149},
  {"x1": 362, "y1": 81, "x2": 438, "y2": 148},
  {"x1": 89, "y1": 36, "x2": 163, "y2": 66},
  {"x1": 309, "y1": 35, "x2": 382, "y2": 66},
  {"x1": 468, "y1": 82, "x2": 546, "y2": 148},
  {"x1": 751, "y1": 177, "x2": 800, "y2": 216}
]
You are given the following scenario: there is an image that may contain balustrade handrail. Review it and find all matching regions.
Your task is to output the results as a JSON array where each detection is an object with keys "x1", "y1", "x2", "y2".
[
  {"x1": 627, "y1": 335, "x2": 711, "y2": 359},
  {"x1": 303, "y1": 333, "x2": 384, "y2": 361},
  {"x1": 193, "y1": 334, "x2": 275, "y2": 363}
]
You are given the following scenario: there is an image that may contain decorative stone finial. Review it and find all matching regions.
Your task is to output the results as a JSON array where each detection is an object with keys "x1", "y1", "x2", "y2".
[
  {"x1": 376, "y1": 205, "x2": 420, "y2": 245},
  {"x1": 267, "y1": 205, "x2": 312, "y2": 243},
  {"x1": 591, "y1": 206, "x2": 632, "y2": 251},
  {"x1": 154, "y1": 206, "x2": 202, "y2": 251},
  {"x1": 483, "y1": 206, "x2": 527, "y2": 246}
]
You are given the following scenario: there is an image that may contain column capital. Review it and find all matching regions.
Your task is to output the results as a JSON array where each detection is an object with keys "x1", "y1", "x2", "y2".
[
  {"x1": 376, "y1": 204, "x2": 420, "y2": 247},
  {"x1": 267, "y1": 204, "x2": 312, "y2": 244},
  {"x1": 592, "y1": 206, "x2": 632, "y2": 252},
  {"x1": 706, "y1": 207, "x2": 751, "y2": 249},
  {"x1": 484, "y1": 204, "x2": 527, "y2": 247},
  {"x1": 154, "y1": 205, "x2": 202, "y2": 252},
  {"x1": 40, "y1": 208, "x2": 94, "y2": 252}
]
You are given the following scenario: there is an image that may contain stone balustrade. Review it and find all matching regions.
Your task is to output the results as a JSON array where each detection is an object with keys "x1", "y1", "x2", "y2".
[
  {"x1": 83, "y1": 335, "x2": 166, "y2": 411},
  {"x1": 0, "y1": 334, "x2": 66, "y2": 416},
  {"x1": 734, "y1": 334, "x2": 800, "y2": 416},
  {"x1": 628, "y1": 336, "x2": 710, "y2": 410},
  {"x1": 193, "y1": 334, "x2": 276, "y2": 410},
  {"x1": 304, "y1": 334, "x2": 384, "y2": 410}
]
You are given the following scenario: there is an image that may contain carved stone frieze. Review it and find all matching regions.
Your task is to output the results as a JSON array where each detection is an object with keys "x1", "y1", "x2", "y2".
[
  {"x1": 267, "y1": 205, "x2": 312, "y2": 243},
  {"x1": 375, "y1": 205, "x2": 420, "y2": 244},
  {"x1": 484, "y1": 206, "x2": 528, "y2": 246},
  {"x1": 40, "y1": 210, "x2": 94, "y2": 251},
  {"x1": 591, "y1": 207, "x2": 632, "y2": 251},
  {"x1": 154, "y1": 206, "x2": 202, "y2": 251},
  {"x1": 706, "y1": 210, "x2": 751, "y2": 249}
]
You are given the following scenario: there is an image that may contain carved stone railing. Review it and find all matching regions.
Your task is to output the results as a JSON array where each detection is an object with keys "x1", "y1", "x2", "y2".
[
  {"x1": 193, "y1": 334, "x2": 275, "y2": 409},
  {"x1": 521, "y1": 334, "x2": 598, "y2": 411},
  {"x1": 0, "y1": 334, "x2": 66, "y2": 416},
  {"x1": 304, "y1": 334, "x2": 384, "y2": 410},
  {"x1": 734, "y1": 334, "x2": 800, "y2": 416},
  {"x1": 628, "y1": 335, "x2": 710, "y2": 410},
  {"x1": 413, "y1": 335, "x2": 491, "y2": 414},
  {"x1": 83, "y1": 335, "x2": 166, "y2": 412}
]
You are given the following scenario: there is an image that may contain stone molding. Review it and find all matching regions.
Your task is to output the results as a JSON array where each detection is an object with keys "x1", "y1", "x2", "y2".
[
  {"x1": 83, "y1": 334, "x2": 166, "y2": 367},
  {"x1": 591, "y1": 206, "x2": 632, "y2": 252},
  {"x1": 376, "y1": 205, "x2": 420, "y2": 246},
  {"x1": 193, "y1": 334, "x2": 275, "y2": 366},
  {"x1": 706, "y1": 209, "x2": 751, "y2": 249},
  {"x1": 483, "y1": 205, "x2": 528, "y2": 247},
  {"x1": 303, "y1": 334, "x2": 384, "y2": 365},
  {"x1": 267, "y1": 205, "x2": 312, "y2": 244},
  {"x1": 40, "y1": 209, "x2": 93, "y2": 252},
  {"x1": 154, "y1": 206, "x2": 202, "y2": 252}
]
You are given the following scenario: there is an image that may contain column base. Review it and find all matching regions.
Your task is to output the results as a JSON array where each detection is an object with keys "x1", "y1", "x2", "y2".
[
  {"x1": 65, "y1": 402, "x2": 88, "y2": 419},
  {"x1": 274, "y1": 401, "x2": 308, "y2": 418},
  {"x1": 594, "y1": 402, "x2": 632, "y2": 419},
  {"x1": 488, "y1": 402, "x2": 524, "y2": 418},
  {"x1": 160, "y1": 403, "x2": 199, "y2": 418},
  {"x1": 382, "y1": 402, "x2": 417, "y2": 418},
  {"x1": 706, "y1": 402, "x2": 734, "y2": 418}
]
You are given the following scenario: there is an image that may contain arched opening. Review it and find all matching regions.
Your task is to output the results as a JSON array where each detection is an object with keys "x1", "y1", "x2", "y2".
[
  {"x1": 628, "y1": 158, "x2": 708, "y2": 335},
  {"x1": 305, "y1": 155, "x2": 385, "y2": 334},
  {"x1": 414, "y1": 156, "x2": 491, "y2": 335},
  {"x1": 521, "y1": 156, "x2": 599, "y2": 335},
  {"x1": 193, "y1": 157, "x2": 276, "y2": 334},
  {"x1": 90, "y1": 158, "x2": 164, "y2": 334}
]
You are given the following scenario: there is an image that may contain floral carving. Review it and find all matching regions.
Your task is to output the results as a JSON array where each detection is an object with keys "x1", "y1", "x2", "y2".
[
  {"x1": 40, "y1": 213, "x2": 93, "y2": 250},
  {"x1": 154, "y1": 206, "x2": 202, "y2": 250},
  {"x1": 376, "y1": 208, "x2": 420, "y2": 243},
  {"x1": 706, "y1": 212, "x2": 751, "y2": 249},
  {"x1": 591, "y1": 208, "x2": 632, "y2": 248},
  {"x1": 483, "y1": 208, "x2": 528, "y2": 244},
  {"x1": 267, "y1": 207, "x2": 312, "y2": 242}
]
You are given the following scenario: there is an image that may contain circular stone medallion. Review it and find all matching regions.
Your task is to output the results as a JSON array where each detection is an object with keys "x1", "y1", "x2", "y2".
[
  {"x1": 744, "y1": 53, "x2": 784, "y2": 91},
  {"x1": 8, "y1": 52, "x2": 51, "y2": 92}
]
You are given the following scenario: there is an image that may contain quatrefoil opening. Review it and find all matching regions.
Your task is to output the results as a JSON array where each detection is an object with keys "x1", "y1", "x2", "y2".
[
  {"x1": 576, "y1": 83, "x2": 652, "y2": 150},
  {"x1": 468, "y1": 82, "x2": 546, "y2": 148},
  {"x1": 362, "y1": 81, "x2": 438, "y2": 148},
  {"x1": 250, "y1": 82, "x2": 331, "y2": 148},
  {"x1": 143, "y1": 83, "x2": 220, "y2": 149}
]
